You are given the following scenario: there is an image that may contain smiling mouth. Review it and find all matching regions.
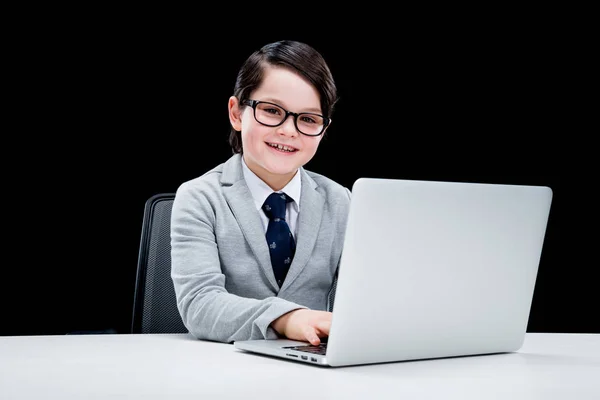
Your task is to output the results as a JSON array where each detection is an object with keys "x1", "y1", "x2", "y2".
[{"x1": 266, "y1": 142, "x2": 298, "y2": 153}]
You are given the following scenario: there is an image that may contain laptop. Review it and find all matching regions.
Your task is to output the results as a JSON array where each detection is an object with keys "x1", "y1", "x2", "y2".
[{"x1": 234, "y1": 177, "x2": 553, "y2": 367}]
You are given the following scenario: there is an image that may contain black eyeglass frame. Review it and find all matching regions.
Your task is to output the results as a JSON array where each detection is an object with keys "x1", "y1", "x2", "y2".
[{"x1": 242, "y1": 99, "x2": 330, "y2": 137}]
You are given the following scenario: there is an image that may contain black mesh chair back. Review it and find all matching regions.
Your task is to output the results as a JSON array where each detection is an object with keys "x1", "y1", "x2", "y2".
[{"x1": 131, "y1": 193, "x2": 188, "y2": 334}]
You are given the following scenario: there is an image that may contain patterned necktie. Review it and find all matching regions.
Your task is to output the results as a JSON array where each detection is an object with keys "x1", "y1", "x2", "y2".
[{"x1": 262, "y1": 192, "x2": 296, "y2": 287}]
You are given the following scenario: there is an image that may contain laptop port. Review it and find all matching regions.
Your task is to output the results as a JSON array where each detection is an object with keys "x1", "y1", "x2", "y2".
[
  {"x1": 301, "y1": 355, "x2": 308, "y2": 360},
  {"x1": 310, "y1": 357, "x2": 317, "y2": 362},
  {"x1": 286, "y1": 353, "x2": 298, "y2": 358}
]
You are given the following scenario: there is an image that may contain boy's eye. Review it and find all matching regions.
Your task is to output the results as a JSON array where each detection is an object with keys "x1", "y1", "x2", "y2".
[
  {"x1": 264, "y1": 107, "x2": 281, "y2": 115},
  {"x1": 300, "y1": 115, "x2": 317, "y2": 124}
]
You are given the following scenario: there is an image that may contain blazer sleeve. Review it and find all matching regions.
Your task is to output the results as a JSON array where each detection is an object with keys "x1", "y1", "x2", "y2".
[{"x1": 170, "y1": 181, "x2": 306, "y2": 343}]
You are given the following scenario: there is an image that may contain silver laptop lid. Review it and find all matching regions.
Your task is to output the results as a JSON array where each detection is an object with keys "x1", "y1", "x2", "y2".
[{"x1": 326, "y1": 178, "x2": 553, "y2": 367}]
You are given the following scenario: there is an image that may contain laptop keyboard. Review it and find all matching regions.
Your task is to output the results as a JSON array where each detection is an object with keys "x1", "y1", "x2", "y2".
[{"x1": 283, "y1": 342, "x2": 327, "y2": 355}]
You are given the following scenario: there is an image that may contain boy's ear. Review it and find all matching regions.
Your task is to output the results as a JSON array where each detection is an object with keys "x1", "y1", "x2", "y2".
[
  {"x1": 322, "y1": 118, "x2": 332, "y2": 135},
  {"x1": 228, "y1": 96, "x2": 242, "y2": 131}
]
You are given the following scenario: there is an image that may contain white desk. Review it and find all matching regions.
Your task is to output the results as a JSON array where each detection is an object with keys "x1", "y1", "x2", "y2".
[{"x1": 1, "y1": 333, "x2": 598, "y2": 399}]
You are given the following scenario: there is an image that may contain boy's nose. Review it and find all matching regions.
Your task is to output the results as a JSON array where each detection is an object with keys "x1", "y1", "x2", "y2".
[{"x1": 276, "y1": 114, "x2": 298, "y2": 137}]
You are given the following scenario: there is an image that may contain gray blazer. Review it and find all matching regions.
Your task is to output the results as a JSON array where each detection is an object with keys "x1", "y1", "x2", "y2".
[{"x1": 171, "y1": 154, "x2": 351, "y2": 343}]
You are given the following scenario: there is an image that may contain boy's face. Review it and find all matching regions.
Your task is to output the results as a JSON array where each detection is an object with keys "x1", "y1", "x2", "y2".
[{"x1": 230, "y1": 65, "x2": 326, "y2": 190}]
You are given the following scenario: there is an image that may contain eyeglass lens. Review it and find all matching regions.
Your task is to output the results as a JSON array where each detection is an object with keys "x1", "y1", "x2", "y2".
[{"x1": 254, "y1": 102, "x2": 324, "y2": 136}]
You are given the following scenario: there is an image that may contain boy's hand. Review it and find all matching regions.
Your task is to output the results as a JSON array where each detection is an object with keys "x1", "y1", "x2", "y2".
[{"x1": 272, "y1": 309, "x2": 332, "y2": 345}]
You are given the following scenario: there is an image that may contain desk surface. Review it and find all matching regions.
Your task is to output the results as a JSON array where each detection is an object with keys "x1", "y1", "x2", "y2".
[{"x1": 1, "y1": 332, "x2": 599, "y2": 399}]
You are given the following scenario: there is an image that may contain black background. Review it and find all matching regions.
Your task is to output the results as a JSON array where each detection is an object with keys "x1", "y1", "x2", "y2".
[{"x1": 3, "y1": 21, "x2": 595, "y2": 336}]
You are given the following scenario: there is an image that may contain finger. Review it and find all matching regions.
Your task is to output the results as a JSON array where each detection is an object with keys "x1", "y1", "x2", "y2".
[
  {"x1": 303, "y1": 327, "x2": 321, "y2": 346},
  {"x1": 314, "y1": 320, "x2": 331, "y2": 336}
]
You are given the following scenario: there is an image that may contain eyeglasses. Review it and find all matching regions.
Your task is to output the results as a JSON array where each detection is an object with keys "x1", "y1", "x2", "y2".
[{"x1": 243, "y1": 99, "x2": 330, "y2": 137}]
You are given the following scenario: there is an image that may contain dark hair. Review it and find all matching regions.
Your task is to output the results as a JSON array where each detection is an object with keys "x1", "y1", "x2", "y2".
[{"x1": 229, "y1": 40, "x2": 338, "y2": 154}]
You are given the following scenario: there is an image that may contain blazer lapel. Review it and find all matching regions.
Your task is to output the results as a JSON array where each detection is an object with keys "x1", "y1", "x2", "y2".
[
  {"x1": 221, "y1": 155, "x2": 279, "y2": 291},
  {"x1": 281, "y1": 170, "x2": 324, "y2": 290}
]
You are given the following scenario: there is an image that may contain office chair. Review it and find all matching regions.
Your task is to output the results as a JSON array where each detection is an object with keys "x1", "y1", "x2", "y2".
[{"x1": 131, "y1": 193, "x2": 188, "y2": 334}]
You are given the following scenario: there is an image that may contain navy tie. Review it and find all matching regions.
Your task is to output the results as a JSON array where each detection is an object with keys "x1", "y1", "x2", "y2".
[{"x1": 262, "y1": 192, "x2": 296, "y2": 287}]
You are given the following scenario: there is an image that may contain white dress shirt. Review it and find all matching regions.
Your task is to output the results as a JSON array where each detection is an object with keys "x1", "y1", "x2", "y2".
[{"x1": 241, "y1": 157, "x2": 301, "y2": 240}]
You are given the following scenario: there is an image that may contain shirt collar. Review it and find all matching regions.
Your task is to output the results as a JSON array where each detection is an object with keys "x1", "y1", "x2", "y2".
[{"x1": 241, "y1": 156, "x2": 301, "y2": 212}]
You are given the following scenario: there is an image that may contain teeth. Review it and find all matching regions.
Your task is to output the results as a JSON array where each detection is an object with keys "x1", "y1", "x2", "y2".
[{"x1": 269, "y1": 143, "x2": 295, "y2": 152}]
